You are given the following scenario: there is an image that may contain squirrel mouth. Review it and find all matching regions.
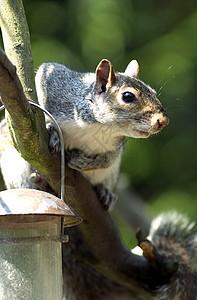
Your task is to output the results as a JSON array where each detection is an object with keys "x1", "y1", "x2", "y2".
[{"x1": 136, "y1": 130, "x2": 150, "y2": 138}]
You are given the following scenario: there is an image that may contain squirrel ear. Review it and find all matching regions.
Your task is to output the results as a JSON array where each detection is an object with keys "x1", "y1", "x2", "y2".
[
  {"x1": 124, "y1": 60, "x2": 139, "y2": 78},
  {"x1": 95, "y1": 59, "x2": 115, "y2": 92}
]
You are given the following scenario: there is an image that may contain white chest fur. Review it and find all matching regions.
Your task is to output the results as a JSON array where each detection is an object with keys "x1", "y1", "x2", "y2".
[
  {"x1": 58, "y1": 119, "x2": 122, "y2": 188},
  {"x1": 59, "y1": 119, "x2": 122, "y2": 156}
]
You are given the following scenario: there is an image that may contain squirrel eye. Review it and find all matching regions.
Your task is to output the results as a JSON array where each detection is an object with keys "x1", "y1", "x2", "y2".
[{"x1": 122, "y1": 92, "x2": 136, "y2": 103}]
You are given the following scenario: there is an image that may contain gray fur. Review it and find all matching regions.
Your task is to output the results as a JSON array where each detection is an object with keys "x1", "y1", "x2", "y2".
[{"x1": 148, "y1": 212, "x2": 197, "y2": 300}]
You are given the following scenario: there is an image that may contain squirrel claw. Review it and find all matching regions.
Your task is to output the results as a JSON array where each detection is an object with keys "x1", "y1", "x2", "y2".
[{"x1": 46, "y1": 123, "x2": 60, "y2": 154}]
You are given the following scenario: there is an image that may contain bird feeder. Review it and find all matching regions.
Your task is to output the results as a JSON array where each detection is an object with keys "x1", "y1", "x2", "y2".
[{"x1": 0, "y1": 188, "x2": 82, "y2": 300}]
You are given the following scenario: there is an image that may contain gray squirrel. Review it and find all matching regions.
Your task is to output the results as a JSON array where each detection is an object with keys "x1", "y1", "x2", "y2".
[
  {"x1": 0, "y1": 59, "x2": 169, "y2": 209},
  {"x1": 35, "y1": 59, "x2": 169, "y2": 210}
]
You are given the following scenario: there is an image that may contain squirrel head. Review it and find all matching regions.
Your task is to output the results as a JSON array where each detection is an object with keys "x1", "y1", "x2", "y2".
[{"x1": 92, "y1": 59, "x2": 169, "y2": 139}]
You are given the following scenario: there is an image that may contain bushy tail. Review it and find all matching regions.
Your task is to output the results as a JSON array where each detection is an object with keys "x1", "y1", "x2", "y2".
[{"x1": 146, "y1": 212, "x2": 197, "y2": 300}]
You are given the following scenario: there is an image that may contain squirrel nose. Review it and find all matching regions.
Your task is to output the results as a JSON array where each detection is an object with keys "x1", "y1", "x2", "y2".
[{"x1": 152, "y1": 113, "x2": 169, "y2": 132}]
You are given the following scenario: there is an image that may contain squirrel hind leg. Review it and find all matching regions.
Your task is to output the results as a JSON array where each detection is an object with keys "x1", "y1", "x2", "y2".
[{"x1": 94, "y1": 184, "x2": 118, "y2": 211}]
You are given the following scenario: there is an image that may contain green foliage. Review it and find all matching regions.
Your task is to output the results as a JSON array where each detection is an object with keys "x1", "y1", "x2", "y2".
[{"x1": 2, "y1": 0, "x2": 197, "y2": 225}]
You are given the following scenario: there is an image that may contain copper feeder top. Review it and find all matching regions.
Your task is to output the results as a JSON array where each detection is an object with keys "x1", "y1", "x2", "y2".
[{"x1": 0, "y1": 189, "x2": 82, "y2": 227}]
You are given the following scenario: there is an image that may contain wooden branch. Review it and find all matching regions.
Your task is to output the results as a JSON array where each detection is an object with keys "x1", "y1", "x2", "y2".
[
  {"x1": 0, "y1": 47, "x2": 61, "y2": 194},
  {"x1": 0, "y1": 0, "x2": 59, "y2": 190},
  {"x1": 65, "y1": 169, "x2": 164, "y2": 297},
  {"x1": 0, "y1": 0, "x2": 62, "y2": 193},
  {"x1": 0, "y1": 0, "x2": 37, "y2": 101}
]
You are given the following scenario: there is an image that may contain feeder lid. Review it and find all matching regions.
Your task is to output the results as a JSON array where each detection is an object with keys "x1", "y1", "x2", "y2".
[{"x1": 0, "y1": 189, "x2": 82, "y2": 227}]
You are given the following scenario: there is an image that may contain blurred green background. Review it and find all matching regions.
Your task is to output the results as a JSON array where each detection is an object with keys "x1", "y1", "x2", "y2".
[{"x1": 2, "y1": 0, "x2": 197, "y2": 247}]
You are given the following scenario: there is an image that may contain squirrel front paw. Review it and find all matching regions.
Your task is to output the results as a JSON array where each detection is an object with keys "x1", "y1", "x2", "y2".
[
  {"x1": 94, "y1": 184, "x2": 118, "y2": 211},
  {"x1": 66, "y1": 149, "x2": 98, "y2": 171},
  {"x1": 46, "y1": 123, "x2": 60, "y2": 154}
]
